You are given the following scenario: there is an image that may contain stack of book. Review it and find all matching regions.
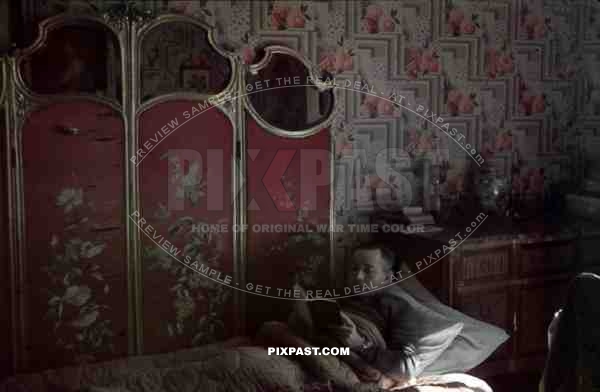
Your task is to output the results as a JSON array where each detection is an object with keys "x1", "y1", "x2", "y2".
[
  {"x1": 372, "y1": 206, "x2": 443, "y2": 235},
  {"x1": 401, "y1": 206, "x2": 435, "y2": 225},
  {"x1": 401, "y1": 206, "x2": 443, "y2": 234}
]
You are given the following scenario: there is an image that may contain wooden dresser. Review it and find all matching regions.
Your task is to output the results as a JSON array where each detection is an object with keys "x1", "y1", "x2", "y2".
[{"x1": 373, "y1": 214, "x2": 600, "y2": 378}]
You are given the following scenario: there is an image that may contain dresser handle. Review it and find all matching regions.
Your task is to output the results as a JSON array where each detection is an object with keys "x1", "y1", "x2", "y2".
[{"x1": 513, "y1": 311, "x2": 518, "y2": 333}]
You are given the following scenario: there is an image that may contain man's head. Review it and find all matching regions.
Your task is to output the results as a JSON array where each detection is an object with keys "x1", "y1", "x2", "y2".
[{"x1": 347, "y1": 242, "x2": 395, "y2": 287}]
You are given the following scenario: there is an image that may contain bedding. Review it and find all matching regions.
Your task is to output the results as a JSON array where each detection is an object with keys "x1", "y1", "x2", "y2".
[
  {"x1": 287, "y1": 287, "x2": 464, "y2": 379},
  {"x1": 397, "y1": 265, "x2": 509, "y2": 375},
  {"x1": 369, "y1": 286, "x2": 464, "y2": 376},
  {"x1": 0, "y1": 336, "x2": 493, "y2": 392}
]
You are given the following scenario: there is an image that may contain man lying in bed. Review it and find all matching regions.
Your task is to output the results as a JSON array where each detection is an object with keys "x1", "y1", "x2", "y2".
[
  {"x1": 0, "y1": 242, "x2": 491, "y2": 392},
  {"x1": 257, "y1": 242, "x2": 462, "y2": 390},
  {"x1": 331, "y1": 243, "x2": 420, "y2": 386}
]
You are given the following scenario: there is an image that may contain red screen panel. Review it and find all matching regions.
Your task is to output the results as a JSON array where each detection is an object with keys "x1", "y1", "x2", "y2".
[
  {"x1": 22, "y1": 101, "x2": 127, "y2": 371},
  {"x1": 245, "y1": 114, "x2": 331, "y2": 331},
  {"x1": 138, "y1": 100, "x2": 235, "y2": 353}
]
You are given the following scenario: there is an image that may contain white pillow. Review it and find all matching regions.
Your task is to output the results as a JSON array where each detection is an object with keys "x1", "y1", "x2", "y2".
[
  {"x1": 397, "y1": 271, "x2": 510, "y2": 375},
  {"x1": 379, "y1": 288, "x2": 464, "y2": 376}
]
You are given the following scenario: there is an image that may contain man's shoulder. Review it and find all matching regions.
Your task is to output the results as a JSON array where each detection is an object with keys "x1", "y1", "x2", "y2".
[{"x1": 378, "y1": 287, "x2": 415, "y2": 309}]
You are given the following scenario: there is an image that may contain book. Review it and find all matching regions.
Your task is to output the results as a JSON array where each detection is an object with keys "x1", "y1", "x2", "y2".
[
  {"x1": 307, "y1": 299, "x2": 343, "y2": 328},
  {"x1": 402, "y1": 206, "x2": 423, "y2": 215},
  {"x1": 400, "y1": 225, "x2": 444, "y2": 234},
  {"x1": 405, "y1": 214, "x2": 436, "y2": 225}
]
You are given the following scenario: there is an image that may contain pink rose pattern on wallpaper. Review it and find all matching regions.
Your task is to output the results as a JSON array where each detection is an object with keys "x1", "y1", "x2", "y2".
[
  {"x1": 521, "y1": 5, "x2": 552, "y2": 40},
  {"x1": 406, "y1": 47, "x2": 441, "y2": 79},
  {"x1": 485, "y1": 46, "x2": 515, "y2": 79},
  {"x1": 360, "y1": 4, "x2": 401, "y2": 34},
  {"x1": 446, "y1": 3, "x2": 480, "y2": 36},
  {"x1": 270, "y1": 3, "x2": 311, "y2": 30},
  {"x1": 406, "y1": 128, "x2": 435, "y2": 159},
  {"x1": 482, "y1": 129, "x2": 513, "y2": 159},
  {"x1": 518, "y1": 79, "x2": 548, "y2": 116},
  {"x1": 445, "y1": 88, "x2": 478, "y2": 116},
  {"x1": 319, "y1": 38, "x2": 355, "y2": 75},
  {"x1": 359, "y1": 93, "x2": 400, "y2": 117},
  {"x1": 319, "y1": 49, "x2": 354, "y2": 74},
  {"x1": 240, "y1": 32, "x2": 257, "y2": 65}
]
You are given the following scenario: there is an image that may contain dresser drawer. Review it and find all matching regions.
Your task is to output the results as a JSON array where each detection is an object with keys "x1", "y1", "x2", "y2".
[
  {"x1": 519, "y1": 242, "x2": 576, "y2": 277},
  {"x1": 455, "y1": 248, "x2": 511, "y2": 285}
]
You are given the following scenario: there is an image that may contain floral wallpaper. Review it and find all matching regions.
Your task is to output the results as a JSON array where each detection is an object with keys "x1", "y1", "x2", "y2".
[{"x1": 17, "y1": 0, "x2": 597, "y2": 211}]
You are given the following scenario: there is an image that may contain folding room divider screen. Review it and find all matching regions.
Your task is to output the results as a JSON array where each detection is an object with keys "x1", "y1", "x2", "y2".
[{"x1": 1, "y1": 10, "x2": 337, "y2": 373}]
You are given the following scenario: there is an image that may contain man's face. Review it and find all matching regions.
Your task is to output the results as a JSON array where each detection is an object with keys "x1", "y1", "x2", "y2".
[{"x1": 348, "y1": 248, "x2": 390, "y2": 287}]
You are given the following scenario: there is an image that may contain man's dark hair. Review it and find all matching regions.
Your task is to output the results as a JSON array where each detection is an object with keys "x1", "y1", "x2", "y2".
[{"x1": 351, "y1": 241, "x2": 397, "y2": 271}]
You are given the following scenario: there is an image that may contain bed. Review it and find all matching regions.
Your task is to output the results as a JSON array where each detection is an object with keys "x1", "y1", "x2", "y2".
[
  {"x1": 0, "y1": 337, "x2": 492, "y2": 392},
  {"x1": 0, "y1": 274, "x2": 504, "y2": 392}
]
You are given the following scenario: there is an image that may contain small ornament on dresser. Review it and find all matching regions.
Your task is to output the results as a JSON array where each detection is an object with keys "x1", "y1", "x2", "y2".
[
  {"x1": 476, "y1": 162, "x2": 511, "y2": 215},
  {"x1": 509, "y1": 166, "x2": 546, "y2": 220}
]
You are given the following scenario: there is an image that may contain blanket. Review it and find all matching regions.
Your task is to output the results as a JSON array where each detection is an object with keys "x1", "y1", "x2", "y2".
[{"x1": 0, "y1": 335, "x2": 492, "y2": 392}]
